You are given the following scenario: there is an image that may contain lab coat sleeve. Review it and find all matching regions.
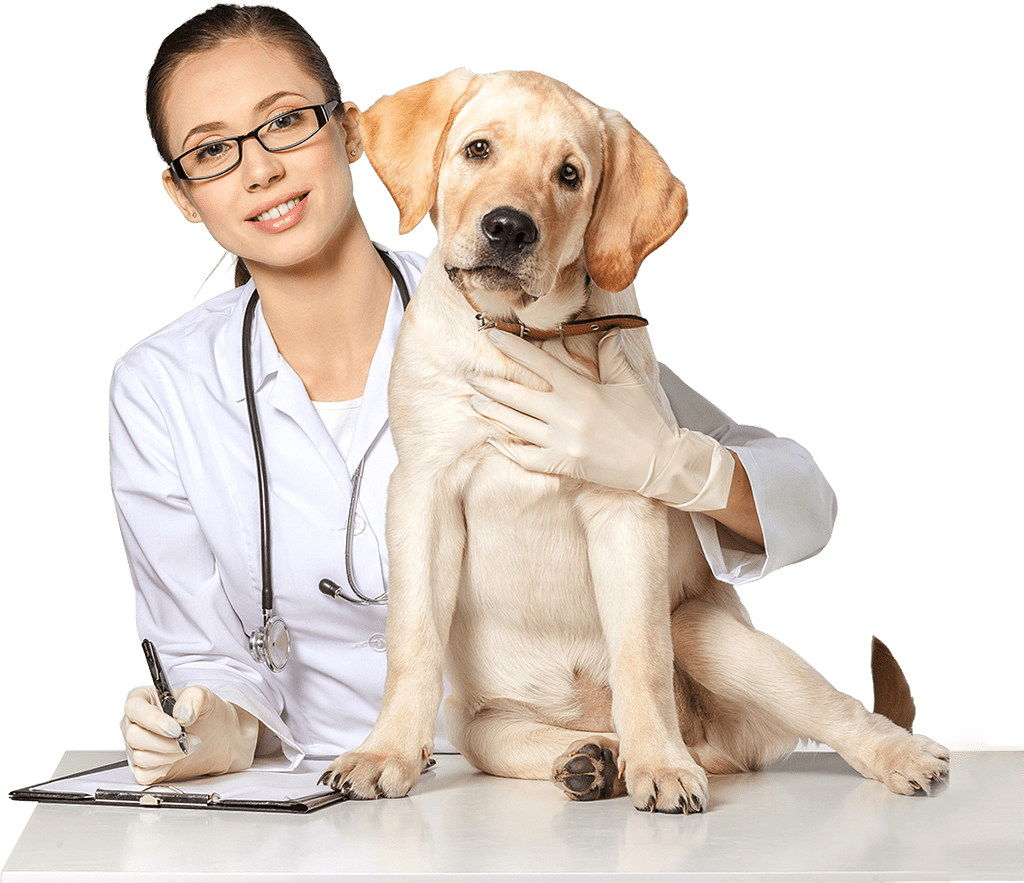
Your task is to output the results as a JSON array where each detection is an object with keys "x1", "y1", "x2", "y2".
[
  {"x1": 109, "y1": 358, "x2": 302, "y2": 765},
  {"x1": 658, "y1": 362, "x2": 837, "y2": 584}
]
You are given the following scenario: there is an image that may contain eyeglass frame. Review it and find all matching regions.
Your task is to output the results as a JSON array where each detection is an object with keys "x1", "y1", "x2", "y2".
[{"x1": 168, "y1": 99, "x2": 341, "y2": 181}]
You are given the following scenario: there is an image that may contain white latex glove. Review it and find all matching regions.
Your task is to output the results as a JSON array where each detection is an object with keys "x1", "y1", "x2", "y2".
[
  {"x1": 121, "y1": 685, "x2": 259, "y2": 785},
  {"x1": 468, "y1": 329, "x2": 735, "y2": 511}
]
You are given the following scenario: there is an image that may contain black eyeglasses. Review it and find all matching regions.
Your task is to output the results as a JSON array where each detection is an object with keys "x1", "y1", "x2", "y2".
[{"x1": 169, "y1": 100, "x2": 340, "y2": 181}]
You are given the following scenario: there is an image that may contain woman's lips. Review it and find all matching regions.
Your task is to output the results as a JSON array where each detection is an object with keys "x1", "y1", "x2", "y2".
[{"x1": 247, "y1": 193, "x2": 309, "y2": 232}]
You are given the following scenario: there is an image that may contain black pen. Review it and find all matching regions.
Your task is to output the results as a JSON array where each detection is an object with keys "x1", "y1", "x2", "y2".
[{"x1": 141, "y1": 638, "x2": 190, "y2": 755}]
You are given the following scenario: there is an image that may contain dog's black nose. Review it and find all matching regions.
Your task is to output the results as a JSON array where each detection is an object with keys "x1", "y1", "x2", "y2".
[{"x1": 481, "y1": 207, "x2": 538, "y2": 257}]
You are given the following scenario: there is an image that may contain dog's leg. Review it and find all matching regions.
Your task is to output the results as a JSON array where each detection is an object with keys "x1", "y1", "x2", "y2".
[
  {"x1": 578, "y1": 491, "x2": 708, "y2": 813},
  {"x1": 445, "y1": 696, "x2": 626, "y2": 800},
  {"x1": 672, "y1": 600, "x2": 949, "y2": 795},
  {"x1": 320, "y1": 462, "x2": 470, "y2": 798}
]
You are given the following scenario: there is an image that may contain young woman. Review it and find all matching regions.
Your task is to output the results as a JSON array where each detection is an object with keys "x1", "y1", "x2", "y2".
[{"x1": 115, "y1": 4, "x2": 836, "y2": 785}]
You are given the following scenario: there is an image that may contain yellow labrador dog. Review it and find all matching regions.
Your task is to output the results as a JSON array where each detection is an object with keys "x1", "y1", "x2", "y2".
[{"x1": 322, "y1": 69, "x2": 949, "y2": 812}]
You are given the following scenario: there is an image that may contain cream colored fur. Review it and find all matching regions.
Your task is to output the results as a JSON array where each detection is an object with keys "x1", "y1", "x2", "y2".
[{"x1": 322, "y1": 70, "x2": 948, "y2": 812}]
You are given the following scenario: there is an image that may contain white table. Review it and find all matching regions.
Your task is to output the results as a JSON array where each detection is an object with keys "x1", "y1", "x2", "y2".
[{"x1": 3, "y1": 749, "x2": 1021, "y2": 881}]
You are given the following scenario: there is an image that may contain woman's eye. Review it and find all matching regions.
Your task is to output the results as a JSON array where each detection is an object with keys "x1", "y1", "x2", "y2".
[
  {"x1": 195, "y1": 142, "x2": 229, "y2": 163},
  {"x1": 268, "y1": 111, "x2": 302, "y2": 131},
  {"x1": 560, "y1": 164, "x2": 580, "y2": 187},
  {"x1": 466, "y1": 140, "x2": 490, "y2": 159}
]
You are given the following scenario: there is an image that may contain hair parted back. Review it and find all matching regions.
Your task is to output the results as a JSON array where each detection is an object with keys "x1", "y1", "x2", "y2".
[{"x1": 146, "y1": 4, "x2": 342, "y2": 287}]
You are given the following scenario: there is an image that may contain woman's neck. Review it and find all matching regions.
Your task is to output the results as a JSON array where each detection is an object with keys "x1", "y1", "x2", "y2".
[{"x1": 247, "y1": 224, "x2": 394, "y2": 402}]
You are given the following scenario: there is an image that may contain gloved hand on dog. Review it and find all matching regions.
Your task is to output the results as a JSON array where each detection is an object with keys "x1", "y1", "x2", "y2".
[
  {"x1": 469, "y1": 329, "x2": 736, "y2": 511},
  {"x1": 121, "y1": 684, "x2": 259, "y2": 785}
]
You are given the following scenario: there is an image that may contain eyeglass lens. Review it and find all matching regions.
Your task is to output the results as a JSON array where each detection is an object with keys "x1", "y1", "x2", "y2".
[{"x1": 178, "y1": 107, "x2": 325, "y2": 179}]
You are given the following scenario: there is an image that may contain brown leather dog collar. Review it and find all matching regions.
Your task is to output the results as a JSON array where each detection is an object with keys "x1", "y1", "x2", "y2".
[{"x1": 466, "y1": 295, "x2": 649, "y2": 340}]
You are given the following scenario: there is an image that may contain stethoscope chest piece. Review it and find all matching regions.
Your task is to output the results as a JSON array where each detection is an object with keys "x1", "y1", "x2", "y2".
[{"x1": 248, "y1": 613, "x2": 291, "y2": 672}]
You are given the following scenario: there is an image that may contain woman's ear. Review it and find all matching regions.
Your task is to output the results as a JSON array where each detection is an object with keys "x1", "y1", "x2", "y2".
[
  {"x1": 162, "y1": 170, "x2": 203, "y2": 223},
  {"x1": 340, "y1": 102, "x2": 364, "y2": 162}
]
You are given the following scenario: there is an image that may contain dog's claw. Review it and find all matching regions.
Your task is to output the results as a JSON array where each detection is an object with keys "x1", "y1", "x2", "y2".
[
  {"x1": 877, "y1": 734, "x2": 950, "y2": 796},
  {"x1": 317, "y1": 768, "x2": 352, "y2": 794},
  {"x1": 628, "y1": 762, "x2": 710, "y2": 814}
]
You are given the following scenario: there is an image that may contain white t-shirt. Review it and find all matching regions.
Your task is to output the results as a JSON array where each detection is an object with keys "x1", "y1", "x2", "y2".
[{"x1": 312, "y1": 397, "x2": 363, "y2": 461}]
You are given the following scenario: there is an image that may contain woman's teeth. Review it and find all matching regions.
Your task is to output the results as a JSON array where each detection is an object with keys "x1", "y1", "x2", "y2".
[{"x1": 253, "y1": 196, "x2": 303, "y2": 222}]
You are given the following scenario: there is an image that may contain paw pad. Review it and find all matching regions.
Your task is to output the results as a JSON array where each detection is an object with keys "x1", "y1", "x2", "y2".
[{"x1": 553, "y1": 743, "x2": 618, "y2": 801}]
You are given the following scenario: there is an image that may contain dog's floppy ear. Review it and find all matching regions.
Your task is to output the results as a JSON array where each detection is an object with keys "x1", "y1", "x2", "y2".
[
  {"x1": 359, "y1": 68, "x2": 478, "y2": 234},
  {"x1": 584, "y1": 110, "x2": 689, "y2": 293}
]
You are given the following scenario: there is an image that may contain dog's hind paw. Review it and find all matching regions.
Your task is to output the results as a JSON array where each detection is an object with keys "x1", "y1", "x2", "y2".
[
  {"x1": 877, "y1": 733, "x2": 950, "y2": 796},
  {"x1": 552, "y1": 738, "x2": 624, "y2": 801}
]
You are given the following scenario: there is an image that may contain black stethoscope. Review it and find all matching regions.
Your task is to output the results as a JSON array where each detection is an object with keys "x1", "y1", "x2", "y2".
[{"x1": 244, "y1": 247, "x2": 411, "y2": 672}]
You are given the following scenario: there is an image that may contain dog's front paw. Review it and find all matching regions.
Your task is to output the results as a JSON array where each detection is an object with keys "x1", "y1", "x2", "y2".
[
  {"x1": 552, "y1": 738, "x2": 625, "y2": 801},
  {"x1": 319, "y1": 749, "x2": 426, "y2": 799},
  {"x1": 626, "y1": 761, "x2": 708, "y2": 814},
  {"x1": 876, "y1": 733, "x2": 950, "y2": 796}
]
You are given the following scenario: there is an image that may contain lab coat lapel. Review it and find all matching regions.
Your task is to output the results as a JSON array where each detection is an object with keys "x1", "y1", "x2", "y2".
[
  {"x1": 223, "y1": 285, "x2": 358, "y2": 494},
  {"x1": 219, "y1": 280, "x2": 259, "y2": 404},
  {"x1": 267, "y1": 359, "x2": 359, "y2": 490}
]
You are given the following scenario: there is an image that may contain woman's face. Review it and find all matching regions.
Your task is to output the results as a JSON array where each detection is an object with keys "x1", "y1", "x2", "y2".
[{"x1": 160, "y1": 38, "x2": 361, "y2": 277}]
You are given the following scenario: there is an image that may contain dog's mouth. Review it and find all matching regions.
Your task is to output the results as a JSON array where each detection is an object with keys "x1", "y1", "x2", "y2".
[{"x1": 446, "y1": 265, "x2": 540, "y2": 303}]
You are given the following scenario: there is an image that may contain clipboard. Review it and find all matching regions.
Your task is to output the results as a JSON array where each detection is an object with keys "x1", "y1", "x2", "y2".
[{"x1": 9, "y1": 755, "x2": 352, "y2": 814}]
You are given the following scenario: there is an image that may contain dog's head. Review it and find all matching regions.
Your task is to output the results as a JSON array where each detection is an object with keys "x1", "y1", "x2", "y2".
[{"x1": 359, "y1": 69, "x2": 688, "y2": 329}]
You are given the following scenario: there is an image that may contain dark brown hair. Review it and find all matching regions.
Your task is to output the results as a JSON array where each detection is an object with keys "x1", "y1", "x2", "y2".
[{"x1": 146, "y1": 4, "x2": 342, "y2": 286}]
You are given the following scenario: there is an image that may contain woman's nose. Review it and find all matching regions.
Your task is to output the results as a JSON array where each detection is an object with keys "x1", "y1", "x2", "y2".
[{"x1": 240, "y1": 140, "x2": 285, "y2": 190}]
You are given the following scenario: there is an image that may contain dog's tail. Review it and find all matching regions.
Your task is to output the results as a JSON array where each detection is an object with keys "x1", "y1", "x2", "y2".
[{"x1": 870, "y1": 636, "x2": 916, "y2": 732}]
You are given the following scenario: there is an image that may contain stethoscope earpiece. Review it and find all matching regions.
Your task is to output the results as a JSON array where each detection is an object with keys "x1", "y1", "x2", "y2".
[{"x1": 319, "y1": 577, "x2": 389, "y2": 606}]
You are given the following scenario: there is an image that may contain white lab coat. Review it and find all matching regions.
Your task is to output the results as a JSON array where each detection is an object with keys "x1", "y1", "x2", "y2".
[{"x1": 110, "y1": 247, "x2": 836, "y2": 766}]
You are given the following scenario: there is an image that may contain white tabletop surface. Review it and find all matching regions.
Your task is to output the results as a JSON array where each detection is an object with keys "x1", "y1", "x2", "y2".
[{"x1": 3, "y1": 749, "x2": 1021, "y2": 882}]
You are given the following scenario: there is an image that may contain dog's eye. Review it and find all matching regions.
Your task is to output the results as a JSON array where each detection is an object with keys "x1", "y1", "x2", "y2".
[
  {"x1": 466, "y1": 140, "x2": 490, "y2": 159},
  {"x1": 560, "y1": 164, "x2": 581, "y2": 188}
]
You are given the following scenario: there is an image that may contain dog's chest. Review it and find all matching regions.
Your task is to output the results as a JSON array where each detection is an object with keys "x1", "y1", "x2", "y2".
[
  {"x1": 457, "y1": 449, "x2": 605, "y2": 621},
  {"x1": 448, "y1": 453, "x2": 610, "y2": 691}
]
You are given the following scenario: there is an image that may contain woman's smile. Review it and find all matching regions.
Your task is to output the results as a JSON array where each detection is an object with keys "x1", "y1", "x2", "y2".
[{"x1": 246, "y1": 191, "x2": 309, "y2": 232}]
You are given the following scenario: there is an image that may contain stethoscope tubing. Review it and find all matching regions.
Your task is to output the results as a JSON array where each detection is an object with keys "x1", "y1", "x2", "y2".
[
  {"x1": 242, "y1": 248, "x2": 410, "y2": 670},
  {"x1": 241, "y1": 291, "x2": 274, "y2": 617}
]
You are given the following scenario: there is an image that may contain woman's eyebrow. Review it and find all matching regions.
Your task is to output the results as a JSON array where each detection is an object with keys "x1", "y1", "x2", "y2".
[
  {"x1": 254, "y1": 90, "x2": 309, "y2": 113},
  {"x1": 181, "y1": 92, "x2": 312, "y2": 149}
]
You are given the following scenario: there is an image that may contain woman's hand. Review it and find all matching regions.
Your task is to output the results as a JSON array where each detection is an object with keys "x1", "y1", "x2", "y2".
[
  {"x1": 121, "y1": 685, "x2": 259, "y2": 785},
  {"x1": 469, "y1": 329, "x2": 763, "y2": 546}
]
